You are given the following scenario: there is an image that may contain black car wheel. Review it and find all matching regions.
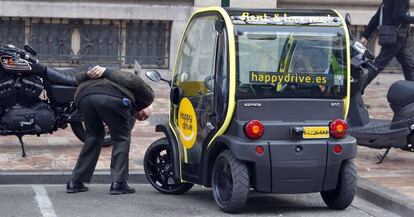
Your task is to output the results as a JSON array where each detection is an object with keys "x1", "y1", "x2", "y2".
[
  {"x1": 144, "y1": 138, "x2": 193, "y2": 195},
  {"x1": 212, "y1": 150, "x2": 249, "y2": 213},
  {"x1": 321, "y1": 160, "x2": 357, "y2": 210}
]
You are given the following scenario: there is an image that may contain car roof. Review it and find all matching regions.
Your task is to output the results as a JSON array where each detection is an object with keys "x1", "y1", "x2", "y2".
[{"x1": 224, "y1": 8, "x2": 339, "y2": 17}]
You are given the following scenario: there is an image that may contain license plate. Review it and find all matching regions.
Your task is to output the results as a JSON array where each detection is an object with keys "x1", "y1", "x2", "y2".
[{"x1": 303, "y1": 127, "x2": 330, "y2": 139}]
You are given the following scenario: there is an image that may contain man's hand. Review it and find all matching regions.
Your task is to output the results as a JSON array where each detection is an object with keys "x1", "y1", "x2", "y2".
[
  {"x1": 360, "y1": 37, "x2": 368, "y2": 47},
  {"x1": 135, "y1": 107, "x2": 151, "y2": 121},
  {"x1": 87, "y1": 66, "x2": 106, "y2": 79}
]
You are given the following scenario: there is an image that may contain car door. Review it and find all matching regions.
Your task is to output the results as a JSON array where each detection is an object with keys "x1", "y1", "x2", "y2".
[{"x1": 171, "y1": 13, "x2": 221, "y2": 182}]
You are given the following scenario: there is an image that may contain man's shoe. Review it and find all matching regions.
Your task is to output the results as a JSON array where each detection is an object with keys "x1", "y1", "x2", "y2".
[
  {"x1": 109, "y1": 182, "x2": 136, "y2": 195},
  {"x1": 66, "y1": 180, "x2": 89, "y2": 193}
]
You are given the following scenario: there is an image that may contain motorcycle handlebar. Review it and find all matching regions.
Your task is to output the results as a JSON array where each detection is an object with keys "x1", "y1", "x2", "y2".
[
  {"x1": 366, "y1": 61, "x2": 378, "y2": 72},
  {"x1": 0, "y1": 45, "x2": 39, "y2": 64},
  {"x1": 19, "y1": 52, "x2": 39, "y2": 64}
]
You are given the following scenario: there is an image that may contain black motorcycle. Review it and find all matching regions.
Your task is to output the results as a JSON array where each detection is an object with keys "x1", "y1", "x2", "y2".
[
  {"x1": 345, "y1": 14, "x2": 414, "y2": 163},
  {"x1": 0, "y1": 43, "x2": 112, "y2": 157}
]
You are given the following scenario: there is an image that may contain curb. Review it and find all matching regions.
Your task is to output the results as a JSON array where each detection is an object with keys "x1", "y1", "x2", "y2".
[
  {"x1": 357, "y1": 177, "x2": 414, "y2": 217},
  {"x1": 0, "y1": 170, "x2": 148, "y2": 185}
]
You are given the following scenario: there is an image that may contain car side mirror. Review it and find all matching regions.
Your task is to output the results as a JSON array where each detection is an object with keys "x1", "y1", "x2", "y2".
[
  {"x1": 145, "y1": 70, "x2": 162, "y2": 82},
  {"x1": 146, "y1": 70, "x2": 171, "y2": 86}
]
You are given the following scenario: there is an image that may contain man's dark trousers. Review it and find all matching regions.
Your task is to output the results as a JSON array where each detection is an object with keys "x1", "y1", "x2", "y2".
[
  {"x1": 365, "y1": 35, "x2": 414, "y2": 87},
  {"x1": 71, "y1": 94, "x2": 133, "y2": 183}
]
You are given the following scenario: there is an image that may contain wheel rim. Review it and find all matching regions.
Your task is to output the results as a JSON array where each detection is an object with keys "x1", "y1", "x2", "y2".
[
  {"x1": 214, "y1": 158, "x2": 233, "y2": 203},
  {"x1": 146, "y1": 145, "x2": 181, "y2": 191}
]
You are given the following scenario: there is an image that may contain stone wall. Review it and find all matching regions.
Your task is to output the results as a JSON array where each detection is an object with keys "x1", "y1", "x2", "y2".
[
  {"x1": 2, "y1": 0, "x2": 410, "y2": 70},
  {"x1": 0, "y1": 0, "x2": 194, "y2": 69},
  {"x1": 0, "y1": 0, "x2": 281, "y2": 69}
]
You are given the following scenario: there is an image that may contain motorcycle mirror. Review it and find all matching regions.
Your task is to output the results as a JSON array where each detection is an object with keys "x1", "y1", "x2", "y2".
[
  {"x1": 145, "y1": 70, "x2": 162, "y2": 82},
  {"x1": 353, "y1": 41, "x2": 367, "y2": 54},
  {"x1": 134, "y1": 60, "x2": 142, "y2": 75},
  {"x1": 24, "y1": 45, "x2": 37, "y2": 56},
  {"x1": 345, "y1": 13, "x2": 352, "y2": 26}
]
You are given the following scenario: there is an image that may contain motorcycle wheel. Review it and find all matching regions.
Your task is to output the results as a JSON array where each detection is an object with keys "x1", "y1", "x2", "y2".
[{"x1": 70, "y1": 122, "x2": 114, "y2": 147}]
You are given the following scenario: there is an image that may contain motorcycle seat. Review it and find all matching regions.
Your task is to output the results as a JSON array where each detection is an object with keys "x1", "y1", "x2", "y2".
[
  {"x1": 387, "y1": 80, "x2": 414, "y2": 106},
  {"x1": 46, "y1": 64, "x2": 92, "y2": 87}
]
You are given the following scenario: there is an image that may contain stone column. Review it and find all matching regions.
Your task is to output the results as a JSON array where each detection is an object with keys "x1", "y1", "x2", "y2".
[{"x1": 169, "y1": 21, "x2": 188, "y2": 70}]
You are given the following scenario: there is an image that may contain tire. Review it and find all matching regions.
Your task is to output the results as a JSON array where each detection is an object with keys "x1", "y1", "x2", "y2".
[
  {"x1": 321, "y1": 160, "x2": 357, "y2": 210},
  {"x1": 212, "y1": 150, "x2": 250, "y2": 213},
  {"x1": 70, "y1": 122, "x2": 114, "y2": 147},
  {"x1": 144, "y1": 138, "x2": 193, "y2": 195}
]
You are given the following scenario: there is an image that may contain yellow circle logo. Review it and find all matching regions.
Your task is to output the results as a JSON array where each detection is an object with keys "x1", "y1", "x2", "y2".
[{"x1": 178, "y1": 98, "x2": 197, "y2": 149}]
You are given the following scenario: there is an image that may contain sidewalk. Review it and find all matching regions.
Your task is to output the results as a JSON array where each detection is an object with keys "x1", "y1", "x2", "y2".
[
  {"x1": 355, "y1": 73, "x2": 414, "y2": 200},
  {"x1": 0, "y1": 71, "x2": 412, "y2": 201}
]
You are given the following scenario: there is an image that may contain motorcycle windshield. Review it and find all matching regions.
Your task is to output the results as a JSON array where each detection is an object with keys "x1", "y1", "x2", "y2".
[{"x1": 236, "y1": 25, "x2": 347, "y2": 99}]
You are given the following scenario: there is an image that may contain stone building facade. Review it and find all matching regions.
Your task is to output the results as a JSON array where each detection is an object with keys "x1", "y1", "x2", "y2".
[
  {"x1": 0, "y1": 0, "x2": 275, "y2": 69},
  {"x1": 0, "y1": 0, "x2": 412, "y2": 70}
]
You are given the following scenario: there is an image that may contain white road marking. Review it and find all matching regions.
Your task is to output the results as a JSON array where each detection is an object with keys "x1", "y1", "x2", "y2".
[{"x1": 32, "y1": 185, "x2": 57, "y2": 217}]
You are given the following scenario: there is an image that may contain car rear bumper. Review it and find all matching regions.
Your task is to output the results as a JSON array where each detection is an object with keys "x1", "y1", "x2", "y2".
[{"x1": 219, "y1": 135, "x2": 357, "y2": 193}]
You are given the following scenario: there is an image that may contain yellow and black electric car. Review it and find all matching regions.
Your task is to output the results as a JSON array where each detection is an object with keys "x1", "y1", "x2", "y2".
[{"x1": 144, "y1": 7, "x2": 357, "y2": 213}]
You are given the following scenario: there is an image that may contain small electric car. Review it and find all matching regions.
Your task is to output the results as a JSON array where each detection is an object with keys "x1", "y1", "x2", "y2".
[{"x1": 144, "y1": 7, "x2": 357, "y2": 213}]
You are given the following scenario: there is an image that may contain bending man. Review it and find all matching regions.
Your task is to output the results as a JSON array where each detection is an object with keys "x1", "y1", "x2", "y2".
[{"x1": 67, "y1": 66, "x2": 154, "y2": 195}]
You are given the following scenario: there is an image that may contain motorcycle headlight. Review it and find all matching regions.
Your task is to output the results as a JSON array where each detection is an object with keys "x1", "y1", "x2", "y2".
[{"x1": 352, "y1": 41, "x2": 367, "y2": 54}]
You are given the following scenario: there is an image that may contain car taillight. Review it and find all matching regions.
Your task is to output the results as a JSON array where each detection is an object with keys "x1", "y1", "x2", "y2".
[
  {"x1": 244, "y1": 120, "x2": 265, "y2": 140},
  {"x1": 330, "y1": 119, "x2": 348, "y2": 139},
  {"x1": 333, "y1": 145, "x2": 343, "y2": 154}
]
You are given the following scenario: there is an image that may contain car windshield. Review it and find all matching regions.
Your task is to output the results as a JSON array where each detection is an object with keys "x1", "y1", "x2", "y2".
[{"x1": 236, "y1": 25, "x2": 347, "y2": 99}]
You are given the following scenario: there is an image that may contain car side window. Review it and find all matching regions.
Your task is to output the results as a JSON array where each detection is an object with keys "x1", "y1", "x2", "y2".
[{"x1": 174, "y1": 15, "x2": 219, "y2": 99}]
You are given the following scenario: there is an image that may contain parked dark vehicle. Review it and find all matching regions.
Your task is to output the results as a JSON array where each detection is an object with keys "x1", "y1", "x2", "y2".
[
  {"x1": 143, "y1": 7, "x2": 357, "y2": 213},
  {"x1": 0, "y1": 43, "x2": 112, "y2": 157}
]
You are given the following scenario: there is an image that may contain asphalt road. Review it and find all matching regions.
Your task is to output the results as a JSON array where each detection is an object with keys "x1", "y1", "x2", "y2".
[{"x1": 0, "y1": 184, "x2": 398, "y2": 217}]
